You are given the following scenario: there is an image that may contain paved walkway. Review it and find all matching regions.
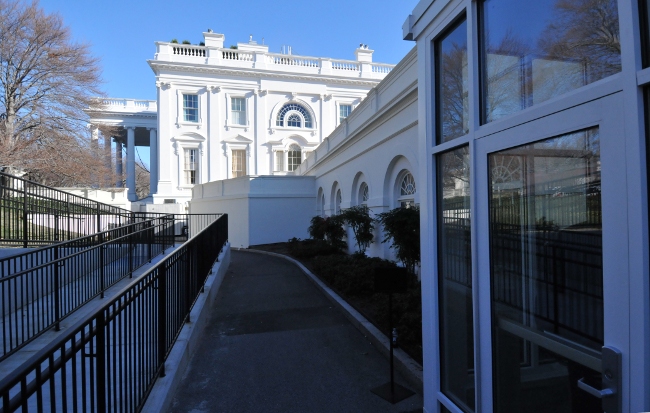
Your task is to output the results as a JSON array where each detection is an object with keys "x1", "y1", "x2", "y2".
[{"x1": 169, "y1": 250, "x2": 423, "y2": 413}]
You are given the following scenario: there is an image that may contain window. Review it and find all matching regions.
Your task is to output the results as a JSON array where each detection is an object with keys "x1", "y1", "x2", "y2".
[
  {"x1": 399, "y1": 172, "x2": 416, "y2": 208},
  {"x1": 642, "y1": 0, "x2": 650, "y2": 67},
  {"x1": 437, "y1": 146, "x2": 474, "y2": 412},
  {"x1": 359, "y1": 182, "x2": 369, "y2": 205},
  {"x1": 480, "y1": 0, "x2": 621, "y2": 123},
  {"x1": 274, "y1": 151, "x2": 285, "y2": 172},
  {"x1": 184, "y1": 149, "x2": 197, "y2": 184},
  {"x1": 489, "y1": 128, "x2": 602, "y2": 412},
  {"x1": 436, "y1": 16, "x2": 468, "y2": 143},
  {"x1": 339, "y1": 104, "x2": 352, "y2": 123},
  {"x1": 288, "y1": 144, "x2": 302, "y2": 171},
  {"x1": 231, "y1": 97, "x2": 246, "y2": 125},
  {"x1": 183, "y1": 94, "x2": 199, "y2": 122},
  {"x1": 320, "y1": 194, "x2": 326, "y2": 217},
  {"x1": 232, "y1": 149, "x2": 246, "y2": 177},
  {"x1": 287, "y1": 113, "x2": 302, "y2": 127},
  {"x1": 335, "y1": 189, "x2": 342, "y2": 215},
  {"x1": 276, "y1": 103, "x2": 313, "y2": 128}
]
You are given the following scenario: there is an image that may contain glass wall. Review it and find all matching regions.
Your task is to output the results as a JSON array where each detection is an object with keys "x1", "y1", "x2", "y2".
[
  {"x1": 489, "y1": 128, "x2": 603, "y2": 412},
  {"x1": 436, "y1": 17, "x2": 468, "y2": 143},
  {"x1": 480, "y1": 0, "x2": 621, "y2": 123},
  {"x1": 438, "y1": 146, "x2": 474, "y2": 411}
]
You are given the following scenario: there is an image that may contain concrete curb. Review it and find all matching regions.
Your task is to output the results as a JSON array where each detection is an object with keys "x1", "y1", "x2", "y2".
[
  {"x1": 241, "y1": 248, "x2": 424, "y2": 395},
  {"x1": 142, "y1": 243, "x2": 231, "y2": 413}
]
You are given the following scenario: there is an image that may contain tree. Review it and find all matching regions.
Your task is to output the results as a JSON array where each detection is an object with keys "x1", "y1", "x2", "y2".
[
  {"x1": 376, "y1": 206, "x2": 420, "y2": 274},
  {"x1": 340, "y1": 205, "x2": 374, "y2": 255},
  {"x1": 0, "y1": 0, "x2": 112, "y2": 186}
]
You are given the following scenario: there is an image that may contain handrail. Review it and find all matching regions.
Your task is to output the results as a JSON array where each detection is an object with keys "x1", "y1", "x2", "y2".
[{"x1": 0, "y1": 214, "x2": 228, "y2": 412}]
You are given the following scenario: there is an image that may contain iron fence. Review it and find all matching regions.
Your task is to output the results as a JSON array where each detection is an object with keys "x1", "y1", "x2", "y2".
[
  {"x1": 0, "y1": 214, "x2": 228, "y2": 412},
  {"x1": 0, "y1": 171, "x2": 167, "y2": 248}
]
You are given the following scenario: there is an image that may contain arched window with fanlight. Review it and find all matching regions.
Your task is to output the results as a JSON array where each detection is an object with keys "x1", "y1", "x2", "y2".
[
  {"x1": 288, "y1": 144, "x2": 302, "y2": 171},
  {"x1": 276, "y1": 103, "x2": 313, "y2": 128},
  {"x1": 398, "y1": 172, "x2": 416, "y2": 208},
  {"x1": 358, "y1": 182, "x2": 369, "y2": 206}
]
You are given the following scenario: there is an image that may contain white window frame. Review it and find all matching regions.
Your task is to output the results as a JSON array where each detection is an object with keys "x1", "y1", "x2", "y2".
[
  {"x1": 335, "y1": 100, "x2": 356, "y2": 126},
  {"x1": 183, "y1": 148, "x2": 198, "y2": 185},
  {"x1": 339, "y1": 103, "x2": 352, "y2": 124},
  {"x1": 225, "y1": 93, "x2": 250, "y2": 130},
  {"x1": 176, "y1": 89, "x2": 203, "y2": 127},
  {"x1": 174, "y1": 138, "x2": 204, "y2": 189},
  {"x1": 231, "y1": 149, "x2": 247, "y2": 178}
]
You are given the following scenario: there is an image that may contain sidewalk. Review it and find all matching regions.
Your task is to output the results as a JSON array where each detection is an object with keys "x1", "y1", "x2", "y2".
[{"x1": 168, "y1": 250, "x2": 423, "y2": 413}]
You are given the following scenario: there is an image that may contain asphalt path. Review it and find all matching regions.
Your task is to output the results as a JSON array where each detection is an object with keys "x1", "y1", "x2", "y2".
[{"x1": 169, "y1": 250, "x2": 423, "y2": 413}]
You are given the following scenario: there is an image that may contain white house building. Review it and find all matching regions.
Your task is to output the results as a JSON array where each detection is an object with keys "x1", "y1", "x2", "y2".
[{"x1": 88, "y1": 32, "x2": 395, "y2": 207}]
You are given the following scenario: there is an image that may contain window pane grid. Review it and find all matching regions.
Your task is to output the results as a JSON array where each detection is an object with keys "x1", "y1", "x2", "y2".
[
  {"x1": 232, "y1": 150, "x2": 246, "y2": 178},
  {"x1": 184, "y1": 149, "x2": 197, "y2": 184},
  {"x1": 231, "y1": 98, "x2": 246, "y2": 125},
  {"x1": 288, "y1": 145, "x2": 302, "y2": 171},
  {"x1": 339, "y1": 104, "x2": 352, "y2": 123},
  {"x1": 276, "y1": 103, "x2": 313, "y2": 128},
  {"x1": 183, "y1": 94, "x2": 199, "y2": 122}
]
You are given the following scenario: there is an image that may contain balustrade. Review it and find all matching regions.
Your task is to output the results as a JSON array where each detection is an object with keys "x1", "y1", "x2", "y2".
[{"x1": 172, "y1": 45, "x2": 206, "y2": 57}]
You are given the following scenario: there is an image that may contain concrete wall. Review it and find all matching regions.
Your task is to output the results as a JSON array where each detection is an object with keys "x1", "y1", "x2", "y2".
[{"x1": 190, "y1": 176, "x2": 315, "y2": 248}]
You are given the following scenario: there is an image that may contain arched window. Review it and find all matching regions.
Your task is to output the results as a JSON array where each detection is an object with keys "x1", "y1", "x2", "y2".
[
  {"x1": 335, "y1": 189, "x2": 342, "y2": 215},
  {"x1": 398, "y1": 172, "x2": 416, "y2": 208},
  {"x1": 287, "y1": 113, "x2": 301, "y2": 128},
  {"x1": 288, "y1": 144, "x2": 302, "y2": 171},
  {"x1": 359, "y1": 182, "x2": 369, "y2": 206},
  {"x1": 320, "y1": 193, "x2": 326, "y2": 217},
  {"x1": 276, "y1": 103, "x2": 313, "y2": 128}
]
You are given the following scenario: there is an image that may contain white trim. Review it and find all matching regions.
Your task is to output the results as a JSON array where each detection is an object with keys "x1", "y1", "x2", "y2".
[{"x1": 176, "y1": 89, "x2": 204, "y2": 127}]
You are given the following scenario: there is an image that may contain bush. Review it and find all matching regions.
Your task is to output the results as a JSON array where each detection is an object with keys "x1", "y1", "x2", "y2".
[
  {"x1": 182, "y1": 40, "x2": 191, "y2": 44},
  {"x1": 170, "y1": 39, "x2": 179, "y2": 44},
  {"x1": 340, "y1": 205, "x2": 374, "y2": 254},
  {"x1": 287, "y1": 238, "x2": 341, "y2": 258},
  {"x1": 308, "y1": 215, "x2": 346, "y2": 250},
  {"x1": 376, "y1": 206, "x2": 420, "y2": 274},
  {"x1": 310, "y1": 255, "x2": 399, "y2": 296}
]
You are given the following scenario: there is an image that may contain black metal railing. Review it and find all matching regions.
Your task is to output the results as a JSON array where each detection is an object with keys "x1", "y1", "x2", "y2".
[
  {"x1": 0, "y1": 214, "x2": 228, "y2": 412},
  {"x1": 0, "y1": 216, "x2": 173, "y2": 362},
  {"x1": 0, "y1": 171, "x2": 167, "y2": 247}
]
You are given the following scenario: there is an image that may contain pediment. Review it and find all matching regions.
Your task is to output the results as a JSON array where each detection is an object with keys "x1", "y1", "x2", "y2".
[{"x1": 222, "y1": 134, "x2": 253, "y2": 144}]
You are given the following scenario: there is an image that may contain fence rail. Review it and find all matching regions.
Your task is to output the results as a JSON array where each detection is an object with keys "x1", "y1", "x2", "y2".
[
  {"x1": 0, "y1": 171, "x2": 173, "y2": 248},
  {"x1": 0, "y1": 214, "x2": 228, "y2": 412}
]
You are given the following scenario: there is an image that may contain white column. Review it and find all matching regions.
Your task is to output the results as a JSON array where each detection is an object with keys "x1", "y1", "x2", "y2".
[
  {"x1": 126, "y1": 127, "x2": 137, "y2": 201},
  {"x1": 115, "y1": 139, "x2": 123, "y2": 187},
  {"x1": 149, "y1": 128, "x2": 158, "y2": 195}
]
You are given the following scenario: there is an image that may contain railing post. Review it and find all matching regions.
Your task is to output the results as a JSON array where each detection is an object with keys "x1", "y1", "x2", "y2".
[
  {"x1": 128, "y1": 224, "x2": 134, "y2": 278},
  {"x1": 185, "y1": 243, "x2": 192, "y2": 323},
  {"x1": 22, "y1": 182, "x2": 28, "y2": 248},
  {"x1": 54, "y1": 245, "x2": 61, "y2": 331},
  {"x1": 157, "y1": 263, "x2": 167, "y2": 378},
  {"x1": 99, "y1": 231, "x2": 105, "y2": 298},
  {"x1": 148, "y1": 220, "x2": 153, "y2": 263},
  {"x1": 96, "y1": 203, "x2": 101, "y2": 234},
  {"x1": 96, "y1": 310, "x2": 108, "y2": 413}
]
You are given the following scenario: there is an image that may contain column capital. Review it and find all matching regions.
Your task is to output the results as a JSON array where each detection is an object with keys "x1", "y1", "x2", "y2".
[
  {"x1": 147, "y1": 127, "x2": 157, "y2": 132},
  {"x1": 126, "y1": 126, "x2": 135, "y2": 131}
]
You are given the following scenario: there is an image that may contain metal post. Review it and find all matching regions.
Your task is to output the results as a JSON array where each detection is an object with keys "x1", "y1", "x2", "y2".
[
  {"x1": 185, "y1": 243, "x2": 192, "y2": 323},
  {"x1": 22, "y1": 182, "x2": 28, "y2": 248},
  {"x1": 54, "y1": 245, "x2": 61, "y2": 331},
  {"x1": 148, "y1": 221, "x2": 152, "y2": 263},
  {"x1": 99, "y1": 232, "x2": 105, "y2": 299},
  {"x1": 96, "y1": 311, "x2": 107, "y2": 413},
  {"x1": 157, "y1": 263, "x2": 167, "y2": 378},
  {"x1": 389, "y1": 292, "x2": 394, "y2": 395},
  {"x1": 96, "y1": 203, "x2": 101, "y2": 234}
]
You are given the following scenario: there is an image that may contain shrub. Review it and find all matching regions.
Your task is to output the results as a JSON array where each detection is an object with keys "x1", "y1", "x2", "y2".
[
  {"x1": 170, "y1": 39, "x2": 179, "y2": 44},
  {"x1": 340, "y1": 205, "x2": 374, "y2": 254},
  {"x1": 287, "y1": 238, "x2": 341, "y2": 258},
  {"x1": 376, "y1": 206, "x2": 420, "y2": 274},
  {"x1": 308, "y1": 215, "x2": 346, "y2": 250},
  {"x1": 182, "y1": 40, "x2": 191, "y2": 44}
]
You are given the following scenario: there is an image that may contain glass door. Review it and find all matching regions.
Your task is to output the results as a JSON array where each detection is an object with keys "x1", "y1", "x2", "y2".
[{"x1": 474, "y1": 94, "x2": 629, "y2": 413}]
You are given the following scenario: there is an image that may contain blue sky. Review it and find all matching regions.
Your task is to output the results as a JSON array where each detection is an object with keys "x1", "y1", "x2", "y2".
[{"x1": 38, "y1": 0, "x2": 419, "y2": 101}]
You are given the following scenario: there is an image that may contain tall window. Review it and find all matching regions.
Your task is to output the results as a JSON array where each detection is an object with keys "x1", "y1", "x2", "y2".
[
  {"x1": 339, "y1": 104, "x2": 352, "y2": 123},
  {"x1": 480, "y1": 0, "x2": 621, "y2": 123},
  {"x1": 288, "y1": 144, "x2": 302, "y2": 171},
  {"x1": 276, "y1": 103, "x2": 313, "y2": 128},
  {"x1": 232, "y1": 150, "x2": 246, "y2": 177},
  {"x1": 642, "y1": 0, "x2": 650, "y2": 67},
  {"x1": 335, "y1": 189, "x2": 342, "y2": 215},
  {"x1": 231, "y1": 98, "x2": 246, "y2": 125},
  {"x1": 399, "y1": 172, "x2": 416, "y2": 208},
  {"x1": 274, "y1": 151, "x2": 285, "y2": 172},
  {"x1": 436, "y1": 16, "x2": 468, "y2": 143},
  {"x1": 438, "y1": 146, "x2": 474, "y2": 412},
  {"x1": 183, "y1": 94, "x2": 199, "y2": 122},
  {"x1": 184, "y1": 149, "x2": 197, "y2": 184},
  {"x1": 359, "y1": 182, "x2": 369, "y2": 205}
]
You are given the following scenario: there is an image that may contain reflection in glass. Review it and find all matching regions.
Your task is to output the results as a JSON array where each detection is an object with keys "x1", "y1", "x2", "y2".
[
  {"x1": 489, "y1": 128, "x2": 603, "y2": 412},
  {"x1": 438, "y1": 146, "x2": 474, "y2": 412},
  {"x1": 481, "y1": 0, "x2": 621, "y2": 123},
  {"x1": 644, "y1": 0, "x2": 650, "y2": 67},
  {"x1": 437, "y1": 17, "x2": 469, "y2": 143}
]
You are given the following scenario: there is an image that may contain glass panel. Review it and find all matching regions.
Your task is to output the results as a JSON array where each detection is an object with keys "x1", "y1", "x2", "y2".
[
  {"x1": 275, "y1": 151, "x2": 284, "y2": 172},
  {"x1": 437, "y1": 17, "x2": 468, "y2": 143},
  {"x1": 183, "y1": 94, "x2": 199, "y2": 122},
  {"x1": 184, "y1": 149, "x2": 197, "y2": 184},
  {"x1": 481, "y1": 0, "x2": 621, "y2": 123},
  {"x1": 340, "y1": 104, "x2": 352, "y2": 123},
  {"x1": 232, "y1": 150, "x2": 246, "y2": 177},
  {"x1": 231, "y1": 98, "x2": 246, "y2": 125},
  {"x1": 438, "y1": 146, "x2": 474, "y2": 412},
  {"x1": 643, "y1": 0, "x2": 650, "y2": 67},
  {"x1": 489, "y1": 128, "x2": 603, "y2": 412},
  {"x1": 440, "y1": 404, "x2": 454, "y2": 413},
  {"x1": 288, "y1": 146, "x2": 302, "y2": 171}
]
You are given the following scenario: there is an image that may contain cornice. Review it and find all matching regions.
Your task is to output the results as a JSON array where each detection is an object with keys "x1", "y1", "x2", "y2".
[{"x1": 148, "y1": 60, "x2": 382, "y2": 87}]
